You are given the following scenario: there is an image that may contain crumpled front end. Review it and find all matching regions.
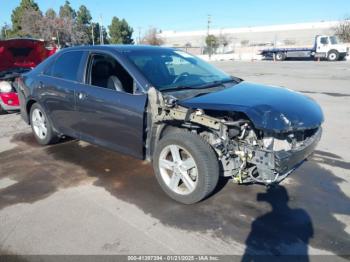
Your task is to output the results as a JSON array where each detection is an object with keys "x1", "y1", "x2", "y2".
[
  {"x1": 147, "y1": 86, "x2": 323, "y2": 186},
  {"x1": 236, "y1": 127, "x2": 322, "y2": 184}
]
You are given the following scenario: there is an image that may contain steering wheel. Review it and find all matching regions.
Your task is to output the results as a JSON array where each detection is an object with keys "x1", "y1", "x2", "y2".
[{"x1": 172, "y1": 72, "x2": 190, "y2": 84}]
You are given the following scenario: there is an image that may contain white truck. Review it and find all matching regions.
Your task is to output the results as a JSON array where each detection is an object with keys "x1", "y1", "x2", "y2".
[{"x1": 260, "y1": 35, "x2": 349, "y2": 61}]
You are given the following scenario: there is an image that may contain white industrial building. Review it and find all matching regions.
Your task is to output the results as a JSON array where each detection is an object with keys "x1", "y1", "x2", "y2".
[{"x1": 160, "y1": 21, "x2": 339, "y2": 55}]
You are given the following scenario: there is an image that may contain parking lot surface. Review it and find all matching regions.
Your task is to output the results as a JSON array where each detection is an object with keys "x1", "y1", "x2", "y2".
[{"x1": 0, "y1": 60, "x2": 350, "y2": 259}]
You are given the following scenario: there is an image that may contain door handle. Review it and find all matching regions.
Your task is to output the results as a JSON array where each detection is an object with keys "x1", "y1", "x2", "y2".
[{"x1": 77, "y1": 92, "x2": 87, "y2": 100}]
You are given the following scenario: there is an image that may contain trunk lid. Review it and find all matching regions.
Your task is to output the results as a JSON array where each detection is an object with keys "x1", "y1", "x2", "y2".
[{"x1": 0, "y1": 38, "x2": 56, "y2": 73}]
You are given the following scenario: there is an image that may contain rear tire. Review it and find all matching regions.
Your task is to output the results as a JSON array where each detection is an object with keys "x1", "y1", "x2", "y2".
[
  {"x1": 153, "y1": 130, "x2": 219, "y2": 204},
  {"x1": 327, "y1": 50, "x2": 339, "y2": 61},
  {"x1": 30, "y1": 103, "x2": 58, "y2": 145},
  {"x1": 275, "y1": 52, "x2": 286, "y2": 61}
]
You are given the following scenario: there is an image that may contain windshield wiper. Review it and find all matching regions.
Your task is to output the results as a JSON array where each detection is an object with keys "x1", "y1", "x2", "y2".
[
  {"x1": 195, "y1": 79, "x2": 233, "y2": 89},
  {"x1": 161, "y1": 85, "x2": 203, "y2": 92},
  {"x1": 161, "y1": 76, "x2": 242, "y2": 92}
]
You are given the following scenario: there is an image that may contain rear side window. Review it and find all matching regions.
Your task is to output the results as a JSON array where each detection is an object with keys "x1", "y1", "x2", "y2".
[{"x1": 49, "y1": 51, "x2": 84, "y2": 81}]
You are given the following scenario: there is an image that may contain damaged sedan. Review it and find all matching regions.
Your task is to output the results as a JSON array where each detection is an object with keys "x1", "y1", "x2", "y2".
[{"x1": 17, "y1": 46, "x2": 324, "y2": 204}]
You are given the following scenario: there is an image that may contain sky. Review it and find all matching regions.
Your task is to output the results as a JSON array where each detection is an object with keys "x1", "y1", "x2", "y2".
[{"x1": 0, "y1": 0, "x2": 349, "y2": 33}]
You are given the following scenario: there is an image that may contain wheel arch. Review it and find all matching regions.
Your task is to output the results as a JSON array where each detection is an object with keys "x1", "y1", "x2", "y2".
[
  {"x1": 26, "y1": 99, "x2": 37, "y2": 124},
  {"x1": 328, "y1": 49, "x2": 339, "y2": 55},
  {"x1": 146, "y1": 124, "x2": 186, "y2": 161},
  {"x1": 327, "y1": 49, "x2": 340, "y2": 61}
]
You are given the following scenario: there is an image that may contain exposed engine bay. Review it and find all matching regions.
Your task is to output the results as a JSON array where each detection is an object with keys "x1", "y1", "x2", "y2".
[{"x1": 147, "y1": 87, "x2": 322, "y2": 185}]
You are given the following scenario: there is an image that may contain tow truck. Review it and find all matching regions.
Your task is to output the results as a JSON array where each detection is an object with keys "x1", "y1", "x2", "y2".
[{"x1": 260, "y1": 35, "x2": 349, "y2": 61}]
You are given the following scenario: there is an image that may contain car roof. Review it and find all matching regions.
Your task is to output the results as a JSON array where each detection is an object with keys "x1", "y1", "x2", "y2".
[{"x1": 62, "y1": 45, "x2": 176, "y2": 53}]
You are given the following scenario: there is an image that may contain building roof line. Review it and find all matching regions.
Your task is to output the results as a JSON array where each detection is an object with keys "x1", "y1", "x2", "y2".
[{"x1": 160, "y1": 20, "x2": 341, "y2": 38}]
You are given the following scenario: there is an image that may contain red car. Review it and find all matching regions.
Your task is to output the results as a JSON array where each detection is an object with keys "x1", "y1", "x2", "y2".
[{"x1": 0, "y1": 38, "x2": 57, "y2": 113}]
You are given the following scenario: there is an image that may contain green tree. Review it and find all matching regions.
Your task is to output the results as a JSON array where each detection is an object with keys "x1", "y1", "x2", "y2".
[
  {"x1": 59, "y1": 0, "x2": 76, "y2": 19},
  {"x1": 73, "y1": 5, "x2": 92, "y2": 45},
  {"x1": 11, "y1": 0, "x2": 40, "y2": 36},
  {"x1": 76, "y1": 5, "x2": 92, "y2": 25},
  {"x1": 205, "y1": 34, "x2": 219, "y2": 56},
  {"x1": 45, "y1": 8, "x2": 57, "y2": 20},
  {"x1": 108, "y1": 17, "x2": 134, "y2": 44},
  {"x1": 91, "y1": 23, "x2": 109, "y2": 45}
]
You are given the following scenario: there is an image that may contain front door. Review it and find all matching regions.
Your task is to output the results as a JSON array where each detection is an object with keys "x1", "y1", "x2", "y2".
[
  {"x1": 317, "y1": 36, "x2": 330, "y2": 54},
  {"x1": 75, "y1": 52, "x2": 147, "y2": 159}
]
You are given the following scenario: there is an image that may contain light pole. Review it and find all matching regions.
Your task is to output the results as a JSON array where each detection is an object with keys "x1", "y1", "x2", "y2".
[
  {"x1": 138, "y1": 27, "x2": 142, "y2": 45},
  {"x1": 100, "y1": 15, "x2": 104, "y2": 45},
  {"x1": 3, "y1": 23, "x2": 9, "y2": 39},
  {"x1": 207, "y1": 15, "x2": 212, "y2": 59},
  {"x1": 56, "y1": 31, "x2": 60, "y2": 47},
  {"x1": 91, "y1": 22, "x2": 95, "y2": 45}
]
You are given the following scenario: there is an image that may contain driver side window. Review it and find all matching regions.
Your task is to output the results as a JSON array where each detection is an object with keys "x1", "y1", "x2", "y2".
[
  {"x1": 320, "y1": 37, "x2": 329, "y2": 45},
  {"x1": 87, "y1": 53, "x2": 134, "y2": 94}
]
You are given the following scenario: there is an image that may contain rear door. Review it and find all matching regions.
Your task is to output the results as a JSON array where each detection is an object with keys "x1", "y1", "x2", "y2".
[
  {"x1": 74, "y1": 51, "x2": 147, "y2": 159},
  {"x1": 38, "y1": 50, "x2": 86, "y2": 137}
]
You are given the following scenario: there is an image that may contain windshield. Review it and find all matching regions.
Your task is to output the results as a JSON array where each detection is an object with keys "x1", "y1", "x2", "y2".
[
  {"x1": 124, "y1": 49, "x2": 232, "y2": 91},
  {"x1": 330, "y1": 36, "x2": 339, "y2": 45}
]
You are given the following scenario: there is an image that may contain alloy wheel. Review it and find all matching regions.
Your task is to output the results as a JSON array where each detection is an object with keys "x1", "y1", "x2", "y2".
[
  {"x1": 158, "y1": 145, "x2": 198, "y2": 195},
  {"x1": 31, "y1": 108, "x2": 48, "y2": 140}
]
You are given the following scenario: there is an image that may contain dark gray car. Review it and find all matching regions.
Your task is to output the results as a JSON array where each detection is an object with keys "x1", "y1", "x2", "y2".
[{"x1": 17, "y1": 45, "x2": 324, "y2": 204}]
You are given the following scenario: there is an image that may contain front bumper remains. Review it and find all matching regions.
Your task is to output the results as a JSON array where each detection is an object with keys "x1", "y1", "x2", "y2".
[{"x1": 248, "y1": 128, "x2": 322, "y2": 184}]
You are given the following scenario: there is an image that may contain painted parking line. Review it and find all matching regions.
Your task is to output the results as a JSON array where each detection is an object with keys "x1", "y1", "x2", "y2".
[{"x1": 0, "y1": 178, "x2": 18, "y2": 190}]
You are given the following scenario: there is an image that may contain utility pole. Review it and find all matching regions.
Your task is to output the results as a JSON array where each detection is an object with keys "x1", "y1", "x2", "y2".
[
  {"x1": 207, "y1": 14, "x2": 211, "y2": 36},
  {"x1": 207, "y1": 14, "x2": 212, "y2": 59},
  {"x1": 56, "y1": 31, "x2": 60, "y2": 47},
  {"x1": 138, "y1": 27, "x2": 142, "y2": 45}
]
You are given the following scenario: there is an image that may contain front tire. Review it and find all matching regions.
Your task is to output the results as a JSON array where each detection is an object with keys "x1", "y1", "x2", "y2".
[
  {"x1": 153, "y1": 130, "x2": 219, "y2": 204},
  {"x1": 30, "y1": 103, "x2": 58, "y2": 145},
  {"x1": 327, "y1": 50, "x2": 339, "y2": 61}
]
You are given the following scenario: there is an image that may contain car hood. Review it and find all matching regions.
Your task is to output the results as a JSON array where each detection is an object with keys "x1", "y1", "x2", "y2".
[
  {"x1": 178, "y1": 81, "x2": 324, "y2": 133},
  {"x1": 0, "y1": 39, "x2": 56, "y2": 73}
]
